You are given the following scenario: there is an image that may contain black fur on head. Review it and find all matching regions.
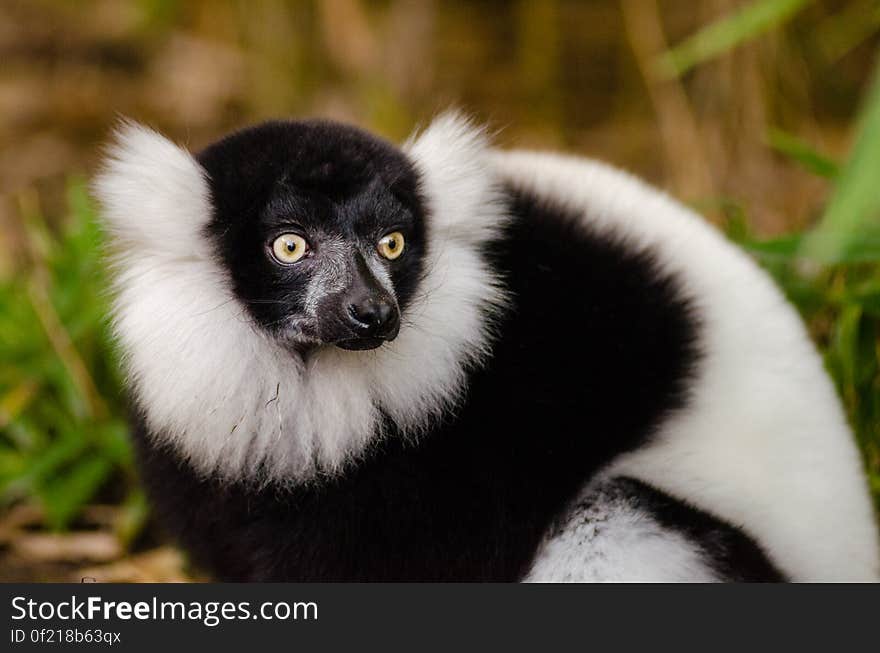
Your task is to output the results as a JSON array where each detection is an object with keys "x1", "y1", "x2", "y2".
[{"x1": 196, "y1": 120, "x2": 427, "y2": 352}]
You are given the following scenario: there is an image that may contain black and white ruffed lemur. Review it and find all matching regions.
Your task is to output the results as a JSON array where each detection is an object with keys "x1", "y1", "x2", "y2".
[{"x1": 93, "y1": 113, "x2": 880, "y2": 581}]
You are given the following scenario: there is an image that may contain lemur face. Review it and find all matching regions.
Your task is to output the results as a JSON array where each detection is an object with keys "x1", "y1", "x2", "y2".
[{"x1": 197, "y1": 121, "x2": 427, "y2": 352}]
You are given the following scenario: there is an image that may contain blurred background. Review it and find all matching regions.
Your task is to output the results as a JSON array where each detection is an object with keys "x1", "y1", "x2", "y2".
[{"x1": 1, "y1": 0, "x2": 879, "y2": 581}]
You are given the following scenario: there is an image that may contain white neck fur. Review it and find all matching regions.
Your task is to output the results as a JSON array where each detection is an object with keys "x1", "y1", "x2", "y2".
[{"x1": 94, "y1": 114, "x2": 508, "y2": 485}]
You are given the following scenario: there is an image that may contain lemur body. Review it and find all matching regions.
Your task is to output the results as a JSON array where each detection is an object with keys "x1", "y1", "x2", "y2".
[{"x1": 95, "y1": 115, "x2": 880, "y2": 581}]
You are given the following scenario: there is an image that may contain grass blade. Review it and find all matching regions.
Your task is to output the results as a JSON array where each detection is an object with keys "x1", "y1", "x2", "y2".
[
  {"x1": 656, "y1": 0, "x2": 813, "y2": 78},
  {"x1": 802, "y1": 58, "x2": 880, "y2": 263},
  {"x1": 40, "y1": 456, "x2": 114, "y2": 530},
  {"x1": 766, "y1": 128, "x2": 840, "y2": 179}
]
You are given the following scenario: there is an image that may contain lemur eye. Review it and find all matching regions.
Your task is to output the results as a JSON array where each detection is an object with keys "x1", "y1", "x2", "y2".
[
  {"x1": 377, "y1": 232, "x2": 405, "y2": 260},
  {"x1": 271, "y1": 234, "x2": 308, "y2": 264}
]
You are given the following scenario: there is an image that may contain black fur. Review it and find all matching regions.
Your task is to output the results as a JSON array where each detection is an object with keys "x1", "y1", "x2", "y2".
[{"x1": 130, "y1": 138, "x2": 734, "y2": 580}]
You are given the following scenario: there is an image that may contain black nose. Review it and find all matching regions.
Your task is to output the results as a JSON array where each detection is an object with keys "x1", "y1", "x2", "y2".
[{"x1": 347, "y1": 296, "x2": 399, "y2": 338}]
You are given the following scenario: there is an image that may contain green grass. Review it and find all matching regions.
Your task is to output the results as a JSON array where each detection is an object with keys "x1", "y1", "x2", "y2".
[
  {"x1": 801, "y1": 60, "x2": 880, "y2": 265},
  {"x1": 0, "y1": 179, "x2": 146, "y2": 541}
]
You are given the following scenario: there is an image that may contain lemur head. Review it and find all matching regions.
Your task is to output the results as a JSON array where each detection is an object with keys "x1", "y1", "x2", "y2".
[
  {"x1": 198, "y1": 121, "x2": 427, "y2": 353},
  {"x1": 94, "y1": 113, "x2": 507, "y2": 483}
]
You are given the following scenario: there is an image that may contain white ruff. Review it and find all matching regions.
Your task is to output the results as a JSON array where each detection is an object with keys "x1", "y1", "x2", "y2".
[{"x1": 94, "y1": 114, "x2": 507, "y2": 484}]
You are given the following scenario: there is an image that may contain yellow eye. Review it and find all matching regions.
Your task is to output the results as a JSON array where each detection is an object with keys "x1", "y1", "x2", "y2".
[
  {"x1": 271, "y1": 233, "x2": 308, "y2": 264},
  {"x1": 377, "y1": 232, "x2": 405, "y2": 260}
]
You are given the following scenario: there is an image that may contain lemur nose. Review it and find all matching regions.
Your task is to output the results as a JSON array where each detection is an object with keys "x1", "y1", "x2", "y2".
[{"x1": 348, "y1": 296, "x2": 398, "y2": 336}]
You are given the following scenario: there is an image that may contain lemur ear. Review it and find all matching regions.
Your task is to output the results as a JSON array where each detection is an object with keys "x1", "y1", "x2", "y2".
[
  {"x1": 93, "y1": 120, "x2": 213, "y2": 260},
  {"x1": 403, "y1": 111, "x2": 502, "y2": 243}
]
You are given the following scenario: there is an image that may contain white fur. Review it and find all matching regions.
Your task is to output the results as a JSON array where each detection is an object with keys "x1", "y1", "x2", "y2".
[
  {"x1": 94, "y1": 114, "x2": 507, "y2": 484},
  {"x1": 491, "y1": 150, "x2": 880, "y2": 581},
  {"x1": 525, "y1": 481, "x2": 721, "y2": 582}
]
